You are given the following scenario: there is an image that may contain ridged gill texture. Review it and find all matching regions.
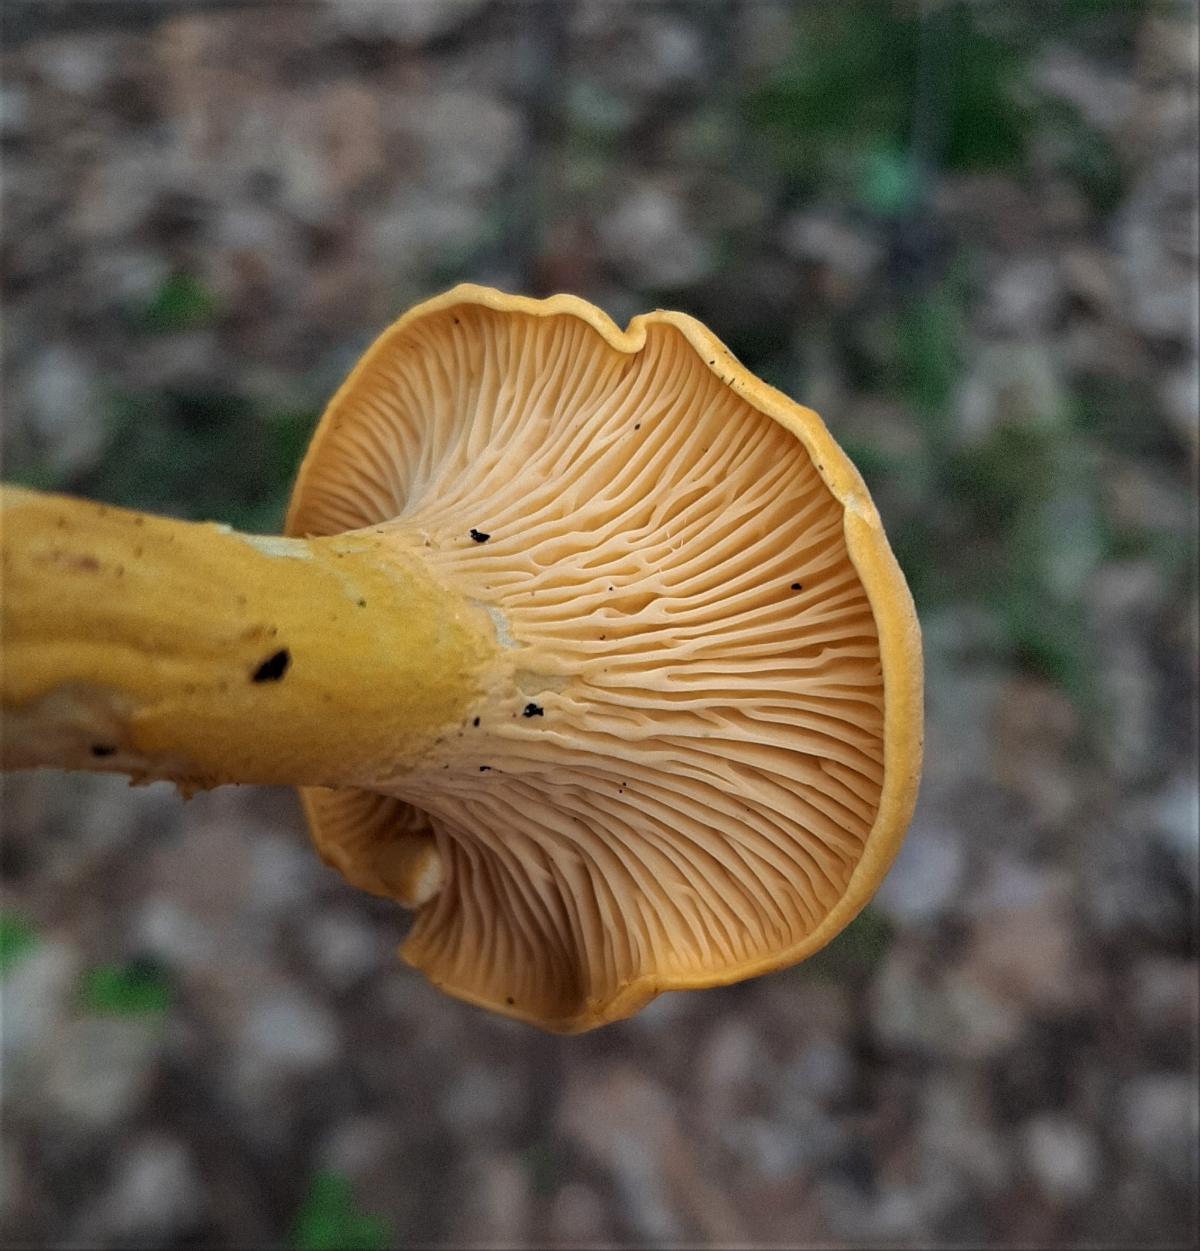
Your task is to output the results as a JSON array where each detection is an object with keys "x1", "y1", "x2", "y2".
[{"x1": 287, "y1": 290, "x2": 911, "y2": 1032}]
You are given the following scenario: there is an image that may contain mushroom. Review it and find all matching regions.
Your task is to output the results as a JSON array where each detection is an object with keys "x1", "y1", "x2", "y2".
[{"x1": 1, "y1": 284, "x2": 922, "y2": 1032}]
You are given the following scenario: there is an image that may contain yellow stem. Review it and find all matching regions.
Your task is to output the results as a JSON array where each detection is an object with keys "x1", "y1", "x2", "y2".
[{"x1": 0, "y1": 486, "x2": 498, "y2": 792}]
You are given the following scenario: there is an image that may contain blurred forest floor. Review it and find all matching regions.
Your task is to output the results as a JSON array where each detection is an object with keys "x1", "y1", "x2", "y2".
[{"x1": 1, "y1": 2, "x2": 1197, "y2": 1248}]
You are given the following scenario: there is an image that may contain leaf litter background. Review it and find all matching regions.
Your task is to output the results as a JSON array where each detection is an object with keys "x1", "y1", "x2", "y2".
[{"x1": 0, "y1": 2, "x2": 1197, "y2": 1247}]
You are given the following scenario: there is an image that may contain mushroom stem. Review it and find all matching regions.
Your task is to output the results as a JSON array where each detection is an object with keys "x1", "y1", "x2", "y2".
[{"x1": 0, "y1": 486, "x2": 498, "y2": 792}]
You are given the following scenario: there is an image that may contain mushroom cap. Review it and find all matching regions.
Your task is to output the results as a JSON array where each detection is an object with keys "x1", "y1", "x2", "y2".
[{"x1": 285, "y1": 285, "x2": 922, "y2": 1032}]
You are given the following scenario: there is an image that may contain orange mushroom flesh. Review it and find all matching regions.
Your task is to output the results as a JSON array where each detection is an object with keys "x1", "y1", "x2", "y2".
[{"x1": 1, "y1": 285, "x2": 922, "y2": 1031}]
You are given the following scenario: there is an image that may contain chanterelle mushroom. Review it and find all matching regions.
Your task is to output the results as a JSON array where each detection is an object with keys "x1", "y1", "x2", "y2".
[{"x1": 1, "y1": 285, "x2": 922, "y2": 1032}]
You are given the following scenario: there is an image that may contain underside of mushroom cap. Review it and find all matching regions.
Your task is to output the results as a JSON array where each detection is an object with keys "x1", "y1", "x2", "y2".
[{"x1": 286, "y1": 285, "x2": 923, "y2": 1032}]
